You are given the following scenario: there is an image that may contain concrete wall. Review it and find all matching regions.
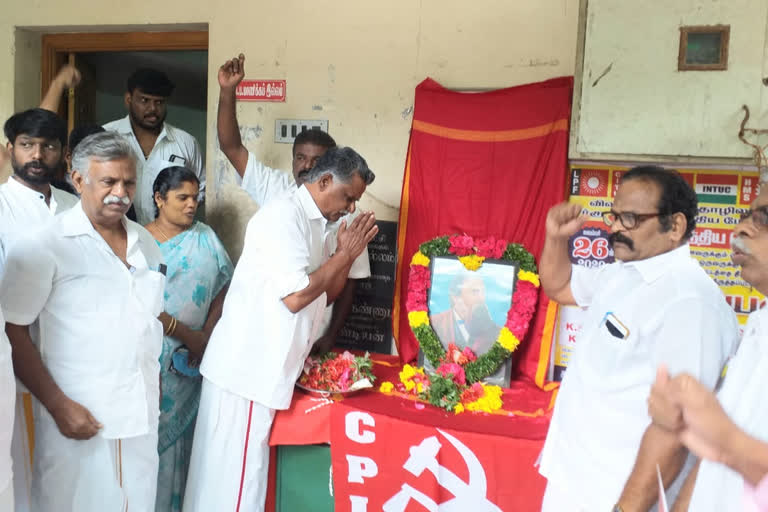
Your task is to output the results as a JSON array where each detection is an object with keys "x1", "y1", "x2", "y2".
[
  {"x1": 574, "y1": 0, "x2": 768, "y2": 160},
  {"x1": 0, "y1": 2, "x2": 579, "y2": 258}
]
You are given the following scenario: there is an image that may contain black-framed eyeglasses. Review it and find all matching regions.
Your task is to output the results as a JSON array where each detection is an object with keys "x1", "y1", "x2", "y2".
[
  {"x1": 602, "y1": 210, "x2": 661, "y2": 230},
  {"x1": 739, "y1": 206, "x2": 768, "y2": 228}
]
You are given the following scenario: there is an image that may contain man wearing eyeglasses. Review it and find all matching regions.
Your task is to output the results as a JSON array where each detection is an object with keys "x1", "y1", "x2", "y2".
[{"x1": 537, "y1": 165, "x2": 738, "y2": 512}]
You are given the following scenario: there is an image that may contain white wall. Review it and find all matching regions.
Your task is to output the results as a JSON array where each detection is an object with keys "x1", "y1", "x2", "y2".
[
  {"x1": 0, "y1": 2, "x2": 579, "y2": 258},
  {"x1": 574, "y1": 0, "x2": 768, "y2": 160}
]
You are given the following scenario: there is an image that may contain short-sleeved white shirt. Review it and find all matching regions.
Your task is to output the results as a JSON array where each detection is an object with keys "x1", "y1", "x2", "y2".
[
  {"x1": 240, "y1": 151, "x2": 371, "y2": 334},
  {"x1": 0, "y1": 202, "x2": 166, "y2": 439},
  {"x1": 200, "y1": 186, "x2": 329, "y2": 409},
  {"x1": 539, "y1": 244, "x2": 739, "y2": 511},
  {"x1": 104, "y1": 116, "x2": 204, "y2": 225},
  {"x1": 0, "y1": 306, "x2": 15, "y2": 492},
  {"x1": 688, "y1": 307, "x2": 768, "y2": 511},
  {"x1": 0, "y1": 176, "x2": 78, "y2": 276}
]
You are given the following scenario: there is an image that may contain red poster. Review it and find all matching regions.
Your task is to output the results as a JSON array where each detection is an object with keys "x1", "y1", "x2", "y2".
[
  {"x1": 331, "y1": 402, "x2": 546, "y2": 511},
  {"x1": 235, "y1": 79, "x2": 286, "y2": 102},
  {"x1": 741, "y1": 175, "x2": 759, "y2": 205}
]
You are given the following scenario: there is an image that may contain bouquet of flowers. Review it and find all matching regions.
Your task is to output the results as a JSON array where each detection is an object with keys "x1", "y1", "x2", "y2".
[
  {"x1": 299, "y1": 351, "x2": 376, "y2": 393},
  {"x1": 379, "y1": 343, "x2": 504, "y2": 414}
]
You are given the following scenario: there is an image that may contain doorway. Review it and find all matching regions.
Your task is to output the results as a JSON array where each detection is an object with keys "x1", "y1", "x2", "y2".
[{"x1": 41, "y1": 31, "x2": 209, "y2": 159}]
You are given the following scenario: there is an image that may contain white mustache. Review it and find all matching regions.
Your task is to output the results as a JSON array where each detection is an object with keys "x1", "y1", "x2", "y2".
[
  {"x1": 103, "y1": 195, "x2": 131, "y2": 206},
  {"x1": 731, "y1": 236, "x2": 751, "y2": 255}
]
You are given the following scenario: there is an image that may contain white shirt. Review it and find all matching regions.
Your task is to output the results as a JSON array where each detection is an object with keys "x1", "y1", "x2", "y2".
[
  {"x1": 0, "y1": 176, "x2": 78, "y2": 276},
  {"x1": 104, "y1": 116, "x2": 204, "y2": 225},
  {"x1": 0, "y1": 202, "x2": 165, "y2": 439},
  {"x1": 539, "y1": 244, "x2": 739, "y2": 511},
  {"x1": 201, "y1": 186, "x2": 328, "y2": 409},
  {"x1": 688, "y1": 307, "x2": 768, "y2": 511},
  {"x1": 240, "y1": 151, "x2": 371, "y2": 336},
  {"x1": 0, "y1": 306, "x2": 15, "y2": 492}
]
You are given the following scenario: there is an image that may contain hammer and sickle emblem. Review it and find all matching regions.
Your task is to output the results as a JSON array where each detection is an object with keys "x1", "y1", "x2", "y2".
[{"x1": 382, "y1": 429, "x2": 501, "y2": 512}]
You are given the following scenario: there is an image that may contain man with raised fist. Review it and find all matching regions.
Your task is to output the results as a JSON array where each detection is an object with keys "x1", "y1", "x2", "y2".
[{"x1": 537, "y1": 166, "x2": 738, "y2": 512}]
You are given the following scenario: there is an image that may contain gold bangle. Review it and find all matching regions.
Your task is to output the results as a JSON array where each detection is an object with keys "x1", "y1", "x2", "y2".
[
  {"x1": 165, "y1": 316, "x2": 176, "y2": 336},
  {"x1": 168, "y1": 317, "x2": 178, "y2": 337}
]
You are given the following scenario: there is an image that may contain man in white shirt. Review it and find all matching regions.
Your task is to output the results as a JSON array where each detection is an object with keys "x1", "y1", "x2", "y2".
[
  {"x1": 217, "y1": 53, "x2": 371, "y2": 354},
  {"x1": 183, "y1": 146, "x2": 378, "y2": 512},
  {"x1": 538, "y1": 166, "x2": 738, "y2": 512},
  {"x1": 0, "y1": 306, "x2": 16, "y2": 511},
  {"x1": 0, "y1": 132, "x2": 166, "y2": 511},
  {"x1": 648, "y1": 184, "x2": 768, "y2": 511},
  {"x1": 1, "y1": 108, "x2": 78, "y2": 272},
  {"x1": 104, "y1": 68, "x2": 204, "y2": 224},
  {"x1": 1, "y1": 108, "x2": 78, "y2": 512}
]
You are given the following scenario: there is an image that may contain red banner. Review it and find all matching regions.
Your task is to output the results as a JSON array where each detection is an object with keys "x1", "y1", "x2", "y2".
[
  {"x1": 391, "y1": 77, "x2": 573, "y2": 388},
  {"x1": 331, "y1": 401, "x2": 546, "y2": 511}
]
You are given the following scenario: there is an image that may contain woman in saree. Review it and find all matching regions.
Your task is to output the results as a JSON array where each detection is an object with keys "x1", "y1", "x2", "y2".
[{"x1": 145, "y1": 166, "x2": 234, "y2": 511}]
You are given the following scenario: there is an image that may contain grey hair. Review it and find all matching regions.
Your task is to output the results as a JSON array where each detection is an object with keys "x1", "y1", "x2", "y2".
[
  {"x1": 71, "y1": 131, "x2": 136, "y2": 179},
  {"x1": 302, "y1": 146, "x2": 375, "y2": 186}
]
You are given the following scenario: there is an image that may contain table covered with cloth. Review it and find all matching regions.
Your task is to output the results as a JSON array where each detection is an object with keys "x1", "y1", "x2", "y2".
[{"x1": 264, "y1": 354, "x2": 557, "y2": 511}]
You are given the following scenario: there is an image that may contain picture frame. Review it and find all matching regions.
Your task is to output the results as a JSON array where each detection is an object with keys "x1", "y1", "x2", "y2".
[{"x1": 418, "y1": 255, "x2": 518, "y2": 387}]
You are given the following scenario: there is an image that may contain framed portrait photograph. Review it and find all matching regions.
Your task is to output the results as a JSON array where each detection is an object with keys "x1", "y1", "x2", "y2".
[{"x1": 418, "y1": 255, "x2": 519, "y2": 387}]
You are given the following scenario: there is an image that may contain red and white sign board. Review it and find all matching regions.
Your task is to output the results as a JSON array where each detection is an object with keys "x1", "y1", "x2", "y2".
[
  {"x1": 235, "y1": 80, "x2": 286, "y2": 102},
  {"x1": 331, "y1": 402, "x2": 546, "y2": 511}
]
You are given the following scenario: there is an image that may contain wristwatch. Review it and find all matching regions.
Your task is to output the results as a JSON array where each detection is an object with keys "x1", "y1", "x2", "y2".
[{"x1": 612, "y1": 505, "x2": 624, "y2": 512}]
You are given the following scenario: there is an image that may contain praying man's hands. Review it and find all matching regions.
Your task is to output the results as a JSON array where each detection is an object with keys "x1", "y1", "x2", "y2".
[
  {"x1": 218, "y1": 53, "x2": 245, "y2": 90},
  {"x1": 336, "y1": 211, "x2": 378, "y2": 263}
]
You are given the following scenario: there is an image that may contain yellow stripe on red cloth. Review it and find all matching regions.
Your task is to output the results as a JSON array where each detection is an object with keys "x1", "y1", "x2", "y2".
[
  {"x1": 392, "y1": 146, "x2": 414, "y2": 357},
  {"x1": 535, "y1": 300, "x2": 560, "y2": 390},
  {"x1": 412, "y1": 118, "x2": 569, "y2": 143}
]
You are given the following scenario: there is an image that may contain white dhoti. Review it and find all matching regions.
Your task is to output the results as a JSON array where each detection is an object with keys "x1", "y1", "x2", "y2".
[
  {"x1": 31, "y1": 408, "x2": 158, "y2": 512},
  {"x1": 0, "y1": 480, "x2": 14, "y2": 511},
  {"x1": 11, "y1": 392, "x2": 32, "y2": 512},
  {"x1": 183, "y1": 378, "x2": 275, "y2": 512}
]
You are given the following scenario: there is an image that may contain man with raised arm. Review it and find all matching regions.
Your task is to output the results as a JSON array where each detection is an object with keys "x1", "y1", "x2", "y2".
[
  {"x1": 216, "y1": 53, "x2": 371, "y2": 354},
  {"x1": 538, "y1": 166, "x2": 738, "y2": 512}
]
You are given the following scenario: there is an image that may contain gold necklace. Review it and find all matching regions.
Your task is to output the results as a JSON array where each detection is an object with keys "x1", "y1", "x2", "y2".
[{"x1": 155, "y1": 224, "x2": 174, "y2": 242}]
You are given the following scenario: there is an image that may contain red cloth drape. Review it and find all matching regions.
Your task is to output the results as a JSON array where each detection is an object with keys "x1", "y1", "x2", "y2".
[{"x1": 392, "y1": 77, "x2": 573, "y2": 386}]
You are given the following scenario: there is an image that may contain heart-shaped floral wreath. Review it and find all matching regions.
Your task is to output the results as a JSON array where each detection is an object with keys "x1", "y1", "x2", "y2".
[{"x1": 406, "y1": 234, "x2": 540, "y2": 384}]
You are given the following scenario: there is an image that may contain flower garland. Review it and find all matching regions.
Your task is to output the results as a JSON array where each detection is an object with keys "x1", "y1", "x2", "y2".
[
  {"x1": 382, "y1": 235, "x2": 540, "y2": 413},
  {"x1": 407, "y1": 234, "x2": 540, "y2": 383}
]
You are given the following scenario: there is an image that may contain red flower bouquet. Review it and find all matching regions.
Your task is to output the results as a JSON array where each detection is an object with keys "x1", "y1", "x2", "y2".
[{"x1": 299, "y1": 351, "x2": 375, "y2": 393}]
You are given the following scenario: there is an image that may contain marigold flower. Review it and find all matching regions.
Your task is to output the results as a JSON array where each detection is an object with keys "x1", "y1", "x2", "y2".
[
  {"x1": 410, "y1": 251, "x2": 430, "y2": 267},
  {"x1": 497, "y1": 327, "x2": 521, "y2": 352},
  {"x1": 517, "y1": 270, "x2": 541, "y2": 288},
  {"x1": 408, "y1": 311, "x2": 429, "y2": 328},
  {"x1": 458, "y1": 254, "x2": 484, "y2": 271},
  {"x1": 379, "y1": 381, "x2": 394, "y2": 393}
]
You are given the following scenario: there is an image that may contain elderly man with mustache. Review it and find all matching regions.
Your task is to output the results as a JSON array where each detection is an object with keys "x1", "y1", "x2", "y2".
[
  {"x1": 537, "y1": 165, "x2": 739, "y2": 512},
  {"x1": 647, "y1": 183, "x2": 768, "y2": 511},
  {"x1": 1, "y1": 131, "x2": 166, "y2": 511}
]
